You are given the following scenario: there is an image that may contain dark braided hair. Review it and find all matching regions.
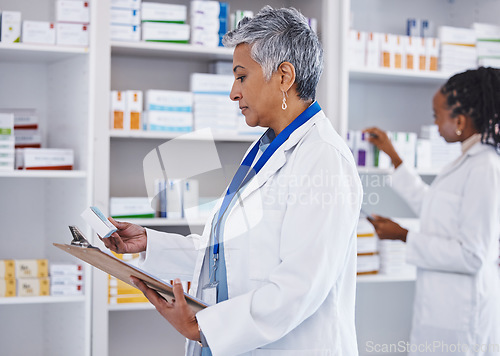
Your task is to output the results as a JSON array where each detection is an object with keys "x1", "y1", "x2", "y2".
[{"x1": 440, "y1": 66, "x2": 500, "y2": 153}]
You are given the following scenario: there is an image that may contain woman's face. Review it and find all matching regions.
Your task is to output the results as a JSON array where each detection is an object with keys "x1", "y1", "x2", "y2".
[
  {"x1": 230, "y1": 43, "x2": 282, "y2": 129},
  {"x1": 432, "y1": 90, "x2": 459, "y2": 142}
]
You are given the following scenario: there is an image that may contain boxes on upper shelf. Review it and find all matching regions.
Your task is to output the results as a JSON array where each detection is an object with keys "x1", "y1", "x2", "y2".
[
  {"x1": 438, "y1": 26, "x2": 477, "y2": 73},
  {"x1": 142, "y1": 22, "x2": 190, "y2": 43},
  {"x1": 14, "y1": 259, "x2": 49, "y2": 279},
  {"x1": 22, "y1": 21, "x2": 56, "y2": 45},
  {"x1": 111, "y1": 0, "x2": 142, "y2": 10},
  {"x1": 0, "y1": 113, "x2": 15, "y2": 171},
  {"x1": 357, "y1": 218, "x2": 379, "y2": 275},
  {"x1": 19, "y1": 148, "x2": 74, "y2": 170},
  {"x1": 154, "y1": 178, "x2": 199, "y2": 219},
  {"x1": 0, "y1": 11, "x2": 21, "y2": 43},
  {"x1": 56, "y1": 1, "x2": 90, "y2": 24},
  {"x1": 474, "y1": 23, "x2": 500, "y2": 68},
  {"x1": 141, "y1": 2, "x2": 187, "y2": 23},
  {"x1": 110, "y1": 90, "x2": 143, "y2": 130},
  {"x1": 0, "y1": 260, "x2": 15, "y2": 279},
  {"x1": 17, "y1": 277, "x2": 50, "y2": 297},
  {"x1": 111, "y1": 8, "x2": 141, "y2": 26},
  {"x1": 110, "y1": 197, "x2": 156, "y2": 219},
  {"x1": 0, "y1": 279, "x2": 16, "y2": 297},
  {"x1": 56, "y1": 23, "x2": 89, "y2": 47},
  {"x1": 190, "y1": 1, "x2": 229, "y2": 47},
  {"x1": 111, "y1": 24, "x2": 141, "y2": 42}
]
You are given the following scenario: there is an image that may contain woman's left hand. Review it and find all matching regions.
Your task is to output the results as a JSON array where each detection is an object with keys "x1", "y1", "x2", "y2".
[
  {"x1": 130, "y1": 277, "x2": 201, "y2": 341},
  {"x1": 367, "y1": 215, "x2": 408, "y2": 242}
]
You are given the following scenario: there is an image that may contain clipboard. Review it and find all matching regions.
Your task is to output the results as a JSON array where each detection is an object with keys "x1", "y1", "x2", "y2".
[{"x1": 54, "y1": 226, "x2": 207, "y2": 313}]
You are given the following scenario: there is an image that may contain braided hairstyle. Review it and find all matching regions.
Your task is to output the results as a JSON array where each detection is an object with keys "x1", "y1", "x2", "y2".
[{"x1": 440, "y1": 66, "x2": 500, "y2": 153}]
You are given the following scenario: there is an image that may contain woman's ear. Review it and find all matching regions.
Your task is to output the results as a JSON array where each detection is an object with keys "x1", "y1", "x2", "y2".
[
  {"x1": 456, "y1": 114, "x2": 468, "y2": 133},
  {"x1": 277, "y1": 61, "x2": 296, "y2": 92}
]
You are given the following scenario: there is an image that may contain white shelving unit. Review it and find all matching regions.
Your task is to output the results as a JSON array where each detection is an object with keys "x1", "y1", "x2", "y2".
[
  {"x1": 122, "y1": 217, "x2": 207, "y2": 226},
  {"x1": 0, "y1": 295, "x2": 86, "y2": 305},
  {"x1": 0, "y1": 170, "x2": 88, "y2": 178},
  {"x1": 110, "y1": 129, "x2": 258, "y2": 142}
]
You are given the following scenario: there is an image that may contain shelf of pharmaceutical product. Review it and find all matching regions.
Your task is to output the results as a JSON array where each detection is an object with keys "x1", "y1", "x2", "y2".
[
  {"x1": 356, "y1": 271, "x2": 417, "y2": 283},
  {"x1": 111, "y1": 41, "x2": 233, "y2": 61},
  {"x1": 123, "y1": 217, "x2": 208, "y2": 227},
  {"x1": 109, "y1": 130, "x2": 258, "y2": 142},
  {"x1": 108, "y1": 303, "x2": 155, "y2": 312},
  {"x1": 356, "y1": 167, "x2": 440, "y2": 176},
  {"x1": 0, "y1": 170, "x2": 87, "y2": 178},
  {"x1": 349, "y1": 66, "x2": 452, "y2": 84},
  {"x1": 0, "y1": 43, "x2": 89, "y2": 63},
  {"x1": 0, "y1": 295, "x2": 86, "y2": 305}
]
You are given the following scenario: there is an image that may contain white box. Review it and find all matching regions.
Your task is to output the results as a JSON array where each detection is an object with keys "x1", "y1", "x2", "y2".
[
  {"x1": 393, "y1": 35, "x2": 404, "y2": 69},
  {"x1": 366, "y1": 32, "x2": 381, "y2": 68},
  {"x1": 380, "y1": 33, "x2": 395, "y2": 68},
  {"x1": 14, "y1": 129, "x2": 42, "y2": 148},
  {"x1": 23, "y1": 148, "x2": 74, "y2": 170},
  {"x1": 182, "y1": 179, "x2": 199, "y2": 219},
  {"x1": 0, "y1": 108, "x2": 38, "y2": 129},
  {"x1": 190, "y1": 73, "x2": 233, "y2": 93},
  {"x1": 166, "y1": 179, "x2": 182, "y2": 219},
  {"x1": 142, "y1": 22, "x2": 189, "y2": 42},
  {"x1": 110, "y1": 197, "x2": 155, "y2": 218},
  {"x1": 191, "y1": 1, "x2": 227, "y2": 18},
  {"x1": 406, "y1": 18, "x2": 420, "y2": 37},
  {"x1": 426, "y1": 38, "x2": 439, "y2": 71},
  {"x1": 0, "y1": 11, "x2": 21, "y2": 43},
  {"x1": 191, "y1": 29, "x2": 220, "y2": 47},
  {"x1": 56, "y1": 0, "x2": 90, "y2": 24},
  {"x1": 145, "y1": 90, "x2": 192, "y2": 111},
  {"x1": 403, "y1": 36, "x2": 418, "y2": 70},
  {"x1": 438, "y1": 26, "x2": 476, "y2": 45},
  {"x1": 51, "y1": 284, "x2": 83, "y2": 296},
  {"x1": 22, "y1": 21, "x2": 56, "y2": 45},
  {"x1": 141, "y1": 2, "x2": 187, "y2": 23},
  {"x1": 416, "y1": 139, "x2": 432, "y2": 170},
  {"x1": 110, "y1": 91, "x2": 126, "y2": 129},
  {"x1": 111, "y1": 24, "x2": 141, "y2": 42},
  {"x1": 111, "y1": 0, "x2": 142, "y2": 10},
  {"x1": 17, "y1": 277, "x2": 50, "y2": 297},
  {"x1": 49, "y1": 263, "x2": 83, "y2": 276},
  {"x1": 209, "y1": 60, "x2": 233, "y2": 75},
  {"x1": 56, "y1": 23, "x2": 90, "y2": 47},
  {"x1": 0, "y1": 113, "x2": 14, "y2": 134},
  {"x1": 146, "y1": 111, "x2": 193, "y2": 132},
  {"x1": 81, "y1": 206, "x2": 118, "y2": 238},
  {"x1": 125, "y1": 90, "x2": 143, "y2": 130},
  {"x1": 50, "y1": 274, "x2": 83, "y2": 285},
  {"x1": 349, "y1": 30, "x2": 366, "y2": 68},
  {"x1": 110, "y1": 8, "x2": 141, "y2": 26}
]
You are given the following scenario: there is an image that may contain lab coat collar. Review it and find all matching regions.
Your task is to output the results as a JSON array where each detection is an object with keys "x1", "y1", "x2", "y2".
[
  {"x1": 433, "y1": 141, "x2": 491, "y2": 183},
  {"x1": 235, "y1": 109, "x2": 326, "y2": 204}
]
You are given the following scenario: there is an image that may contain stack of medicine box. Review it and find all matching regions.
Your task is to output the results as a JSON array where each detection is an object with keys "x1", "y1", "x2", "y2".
[
  {"x1": 110, "y1": 197, "x2": 156, "y2": 219},
  {"x1": 14, "y1": 259, "x2": 50, "y2": 297},
  {"x1": 0, "y1": 260, "x2": 15, "y2": 297},
  {"x1": 191, "y1": 73, "x2": 238, "y2": 135},
  {"x1": 22, "y1": 18, "x2": 56, "y2": 45},
  {"x1": 56, "y1": 0, "x2": 90, "y2": 47},
  {"x1": 50, "y1": 263, "x2": 84, "y2": 296},
  {"x1": 473, "y1": 23, "x2": 500, "y2": 68},
  {"x1": 110, "y1": 90, "x2": 143, "y2": 130},
  {"x1": 229, "y1": 10, "x2": 253, "y2": 31},
  {"x1": 110, "y1": 0, "x2": 142, "y2": 42},
  {"x1": 356, "y1": 218, "x2": 380, "y2": 275},
  {"x1": 108, "y1": 252, "x2": 148, "y2": 304},
  {"x1": 438, "y1": 26, "x2": 477, "y2": 73},
  {"x1": 154, "y1": 179, "x2": 199, "y2": 220},
  {"x1": 141, "y1": 2, "x2": 189, "y2": 43},
  {"x1": 0, "y1": 11, "x2": 21, "y2": 43},
  {"x1": 190, "y1": 1, "x2": 229, "y2": 47},
  {"x1": 0, "y1": 113, "x2": 15, "y2": 171},
  {"x1": 144, "y1": 90, "x2": 193, "y2": 132}
]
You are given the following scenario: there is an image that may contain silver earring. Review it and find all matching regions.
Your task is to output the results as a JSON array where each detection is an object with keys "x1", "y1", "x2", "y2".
[
  {"x1": 456, "y1": 129, "x2": 462, "y2": 136},
  {"x1": 282, "y1": 91, "x2": 287, "y2": 110}
]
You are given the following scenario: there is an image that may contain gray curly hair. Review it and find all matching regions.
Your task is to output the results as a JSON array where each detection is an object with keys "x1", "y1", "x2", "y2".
[{"x1": 222, "y1": 6, "x2": 323, "y2": 101}]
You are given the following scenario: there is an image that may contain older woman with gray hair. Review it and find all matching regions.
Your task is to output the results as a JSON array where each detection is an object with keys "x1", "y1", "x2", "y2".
[{"x1": 102, "y1": 6, "x2": 362, "y2": 356}]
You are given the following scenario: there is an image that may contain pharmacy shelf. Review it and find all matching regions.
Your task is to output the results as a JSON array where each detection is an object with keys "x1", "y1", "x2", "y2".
[
  {"x1": 108, "y1": 303, "x2": 154, "y2": 311},
  {"x1": 122, "y1": 217, "x2": 207, "y2": 227},
  {"x1": 111, "y1": 41, "x2": 233, "y2": 61},
  {"x1": 356, "y1": 271, "x2": 417, "y2": 283},
  {"x1": 349, "y1": 66, "x2": 452, "y2": 84},
  {"x1": 110, "y1": 130, "x2": 258, "y2": 142},
  {"x1": 0, "y1": 295, "x2": 86, "y2": 305},
  {"x1": 0, "y1": 43, "x2": 88, "y2": 63},
  {"x1": 0, "y1": 170, "x2": 87, "y2": 178},
  {"x1": 357, "y1": 166, "x2": 440, "y2": 176}
]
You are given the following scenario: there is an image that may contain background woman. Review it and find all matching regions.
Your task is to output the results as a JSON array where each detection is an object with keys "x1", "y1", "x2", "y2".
[
  {"x1": 365, "y1": 67, "x2": 500, "y2": 355},
  {"x1": 103, "y1": 7, "x2": 362, "y2": 356}
]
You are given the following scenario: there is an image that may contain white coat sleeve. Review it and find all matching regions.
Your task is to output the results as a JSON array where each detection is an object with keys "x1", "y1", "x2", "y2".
[
  {"x1": 138, "y1": 228, "x2": 203, "y2": 281},
  {"x1": 406, "y1": 166, "x2": 500, "y2": 274},
  {"x1": 195, "y1": 142, "x2": 362, "y2": 355},
  {"x1": 391, "y1": 162, "x2": 429, "y2": 216}
]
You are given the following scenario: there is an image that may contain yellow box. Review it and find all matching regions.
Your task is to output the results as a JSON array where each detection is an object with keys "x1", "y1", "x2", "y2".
[
  {"x1": 17, "y1": 277, "x2": 50, "y2": 297},
  {"x1": 15, "y1": 259, "x2": 49, "y2": 279},
  {"x1": 0, "y1": 279, "x2": 16, "y2": 297},
  {"x1": 0, "y1": 260, "x2": 15, "y2": 279},
  {"x1": 108, "y1": 295, "x2": 149, "y2": 304}
]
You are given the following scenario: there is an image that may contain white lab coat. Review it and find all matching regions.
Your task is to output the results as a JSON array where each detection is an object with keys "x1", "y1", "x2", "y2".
[
  {"x1": 392, "y1": 142, "x2": 500, "y2": 356},
  {"x1": 140, "y1": 110, "x2": 363, "y2": 356}
]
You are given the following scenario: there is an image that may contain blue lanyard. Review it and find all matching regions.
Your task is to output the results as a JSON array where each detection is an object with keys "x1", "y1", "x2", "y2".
[{"x1": 212, "y1": 101, "x2": 321, "y2": 256}]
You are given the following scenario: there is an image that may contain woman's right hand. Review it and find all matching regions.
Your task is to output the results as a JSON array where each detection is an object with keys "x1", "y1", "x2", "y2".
[
  {"x1": 363, "y1": 127, "x2": 403, "y2": 168},
  {"x1": 100, "y1": 217, "x2": 147, "y2": 254}
]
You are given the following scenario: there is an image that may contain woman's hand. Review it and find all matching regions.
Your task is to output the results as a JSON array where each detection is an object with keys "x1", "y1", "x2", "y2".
[
  {"x1": 367, "y1": 214, "x2": 408, "y2": 242},
  {"x1": 131, "y1": 277, "x2": 201, "y2": 342},
  {"x1": 100, "y1": 218, "x2": 147, "y2": 254},
  {"x1": 363, "y1": 127, "x2": 403, "y2": 168}
]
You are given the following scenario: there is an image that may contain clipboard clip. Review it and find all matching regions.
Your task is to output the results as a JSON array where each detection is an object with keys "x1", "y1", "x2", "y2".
[{"x1": 69, "y1": 225, "x2": 94, "y2": 248}]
